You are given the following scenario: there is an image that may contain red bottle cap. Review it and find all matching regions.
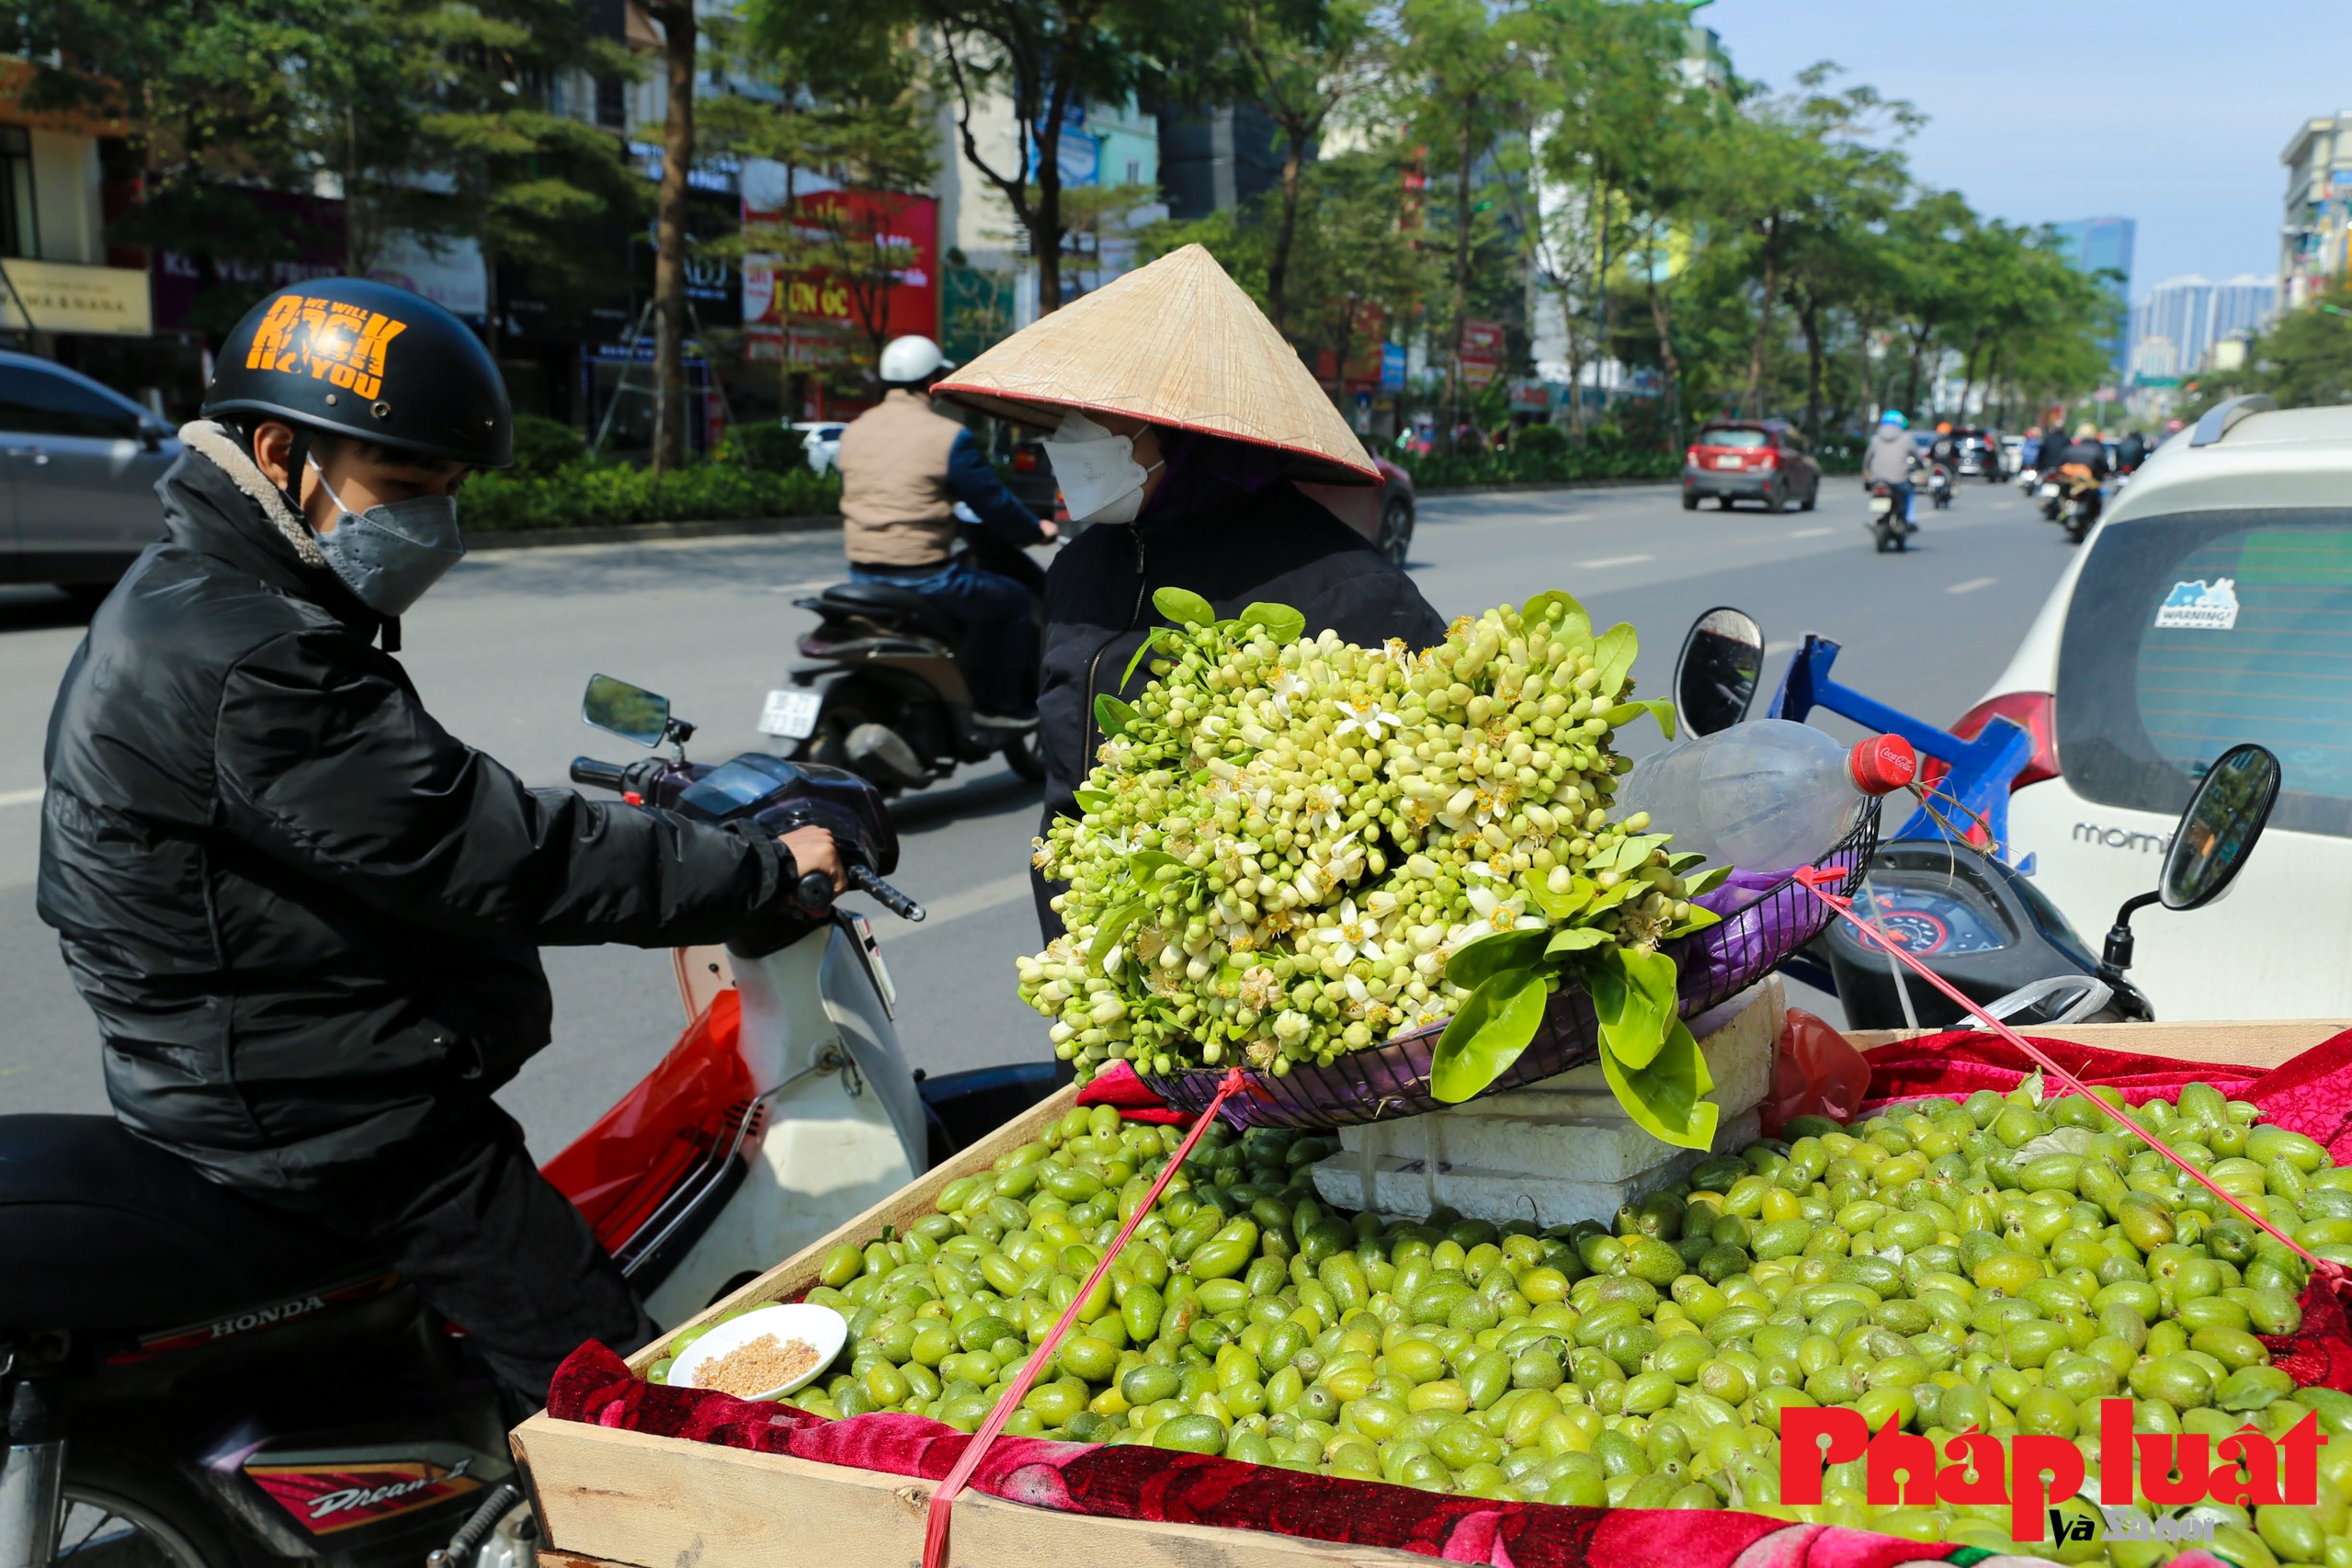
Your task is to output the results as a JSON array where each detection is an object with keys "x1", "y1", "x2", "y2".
[{"x1": 1848, "y1": 734, "x2": 1917, "y2": 795}]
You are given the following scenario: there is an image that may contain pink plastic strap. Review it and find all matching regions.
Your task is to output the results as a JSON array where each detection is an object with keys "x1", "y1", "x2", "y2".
[
  {"x1": 920, "y1": 1067, "x2": 1250, "y2": 1568},
  {"x1": 1791, "y1": 865, "x2": 2342, "y2": 1282}
]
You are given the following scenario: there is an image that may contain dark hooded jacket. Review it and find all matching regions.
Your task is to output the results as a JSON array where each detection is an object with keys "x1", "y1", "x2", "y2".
[
  {"x1": 39, "y1": 423, "x2": 807, "y2": 1193},
  {"x1": 1032, "y1": 434, "x2": 1449, "y2": 936}
]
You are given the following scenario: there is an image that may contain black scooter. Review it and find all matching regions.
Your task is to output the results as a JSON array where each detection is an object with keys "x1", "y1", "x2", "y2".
[
  {"x1": 1671, "y1": 608, "x2": 2281, "y2": 1032},
  {"x1": 763, "y1": 526, "x2": 1050, "y2": 795}
]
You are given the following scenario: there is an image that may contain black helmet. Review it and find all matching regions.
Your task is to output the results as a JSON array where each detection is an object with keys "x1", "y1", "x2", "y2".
[{"x1": 204, "y1": 278, "x2": 512, "y2": 469}]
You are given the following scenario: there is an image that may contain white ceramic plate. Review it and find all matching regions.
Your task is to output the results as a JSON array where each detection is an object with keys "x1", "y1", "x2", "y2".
[{"x1": 668, "y1": 1302, "x2": 846, "y2": 1400}]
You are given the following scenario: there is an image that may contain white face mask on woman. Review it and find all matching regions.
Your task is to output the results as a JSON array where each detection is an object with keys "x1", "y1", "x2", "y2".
[{"x1": 1040, "y1": 410, "x2": 1165, "y2": 524}]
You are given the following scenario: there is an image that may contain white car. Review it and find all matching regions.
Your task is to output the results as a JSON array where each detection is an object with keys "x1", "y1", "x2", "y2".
[
  {"x1": 794, "y1": 421, "x2": 848, "y2": 475},
  {"x1": 1971, "y1": 396, "x2": 2352, "y2": 1022}
]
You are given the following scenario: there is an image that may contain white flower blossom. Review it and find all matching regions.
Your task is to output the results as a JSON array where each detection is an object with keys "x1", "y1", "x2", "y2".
[{"x1": 1312, "y1": 898, "x2": 1381, "y2": 966}]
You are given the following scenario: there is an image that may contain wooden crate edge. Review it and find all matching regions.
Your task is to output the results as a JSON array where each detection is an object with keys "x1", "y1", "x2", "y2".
[{"x1": 1839, "y1": 1017, "x2": 2350, "y2": 1072}]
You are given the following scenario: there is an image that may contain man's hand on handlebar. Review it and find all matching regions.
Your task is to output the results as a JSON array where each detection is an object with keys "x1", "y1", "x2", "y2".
[
  {"x1": 1037, "y1": 518, "x2": 1061, "y2": 544},
  {"x1": 780, "y1": 825, "x2": 847, "y2": 894}
]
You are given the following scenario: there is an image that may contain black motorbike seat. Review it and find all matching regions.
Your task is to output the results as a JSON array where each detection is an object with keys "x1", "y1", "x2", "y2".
[
  {"x1": 817, "y1": 582, "x2": 961, "y2": 645},
  {"x1": 0, "y1": 1115, "x2": 390, "y2": 1331}
]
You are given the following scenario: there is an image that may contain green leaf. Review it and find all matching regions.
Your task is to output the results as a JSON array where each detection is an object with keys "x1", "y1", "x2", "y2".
[
  {"x1": 1602, "y1": 698, "x2": 1677, "y2": 739},
  {"x1": 1075, "y1": 788, "x2": 1115, "y2": 814},
  {"x1": 1129, "y1": 849, "x2": 1181, "y2": 882},
  {"x1": 1608, "y1": 832, "x2": 1673, "y2": 872},
  {"x1": 1095, "y1": 693, "x2": 1138, "y2": 737},
  {"x1": 1595, "y1": 623, "x2": 1638, "y2": 699},
  {"x1": 1666, "y1": 851, "x2": 1709, "y2": 873},
  {"x1": 1153, "y1": 586, "x2": 1215, "y2": 627},
  {"x1": 1598, "y1": 1017, "x2": 1720, "y2": 1150},
  {"x1": 1087, "y1": 901, "x2": 1147, "y2": 967},
  {"x1": 1521, "y1": 869, "x2": 1594, "y2": 921},
  {"x1": 1664, "y1": 905, "x2": 1724, "y2": 938},
  {"x1": 1429, "y1": 968, "x2": 1551, "y2": 1102},
  {"x1": 1545, "y1": 926, "x2": 1610, "y2": 957},
  {"x1": 1239, "y1": 602, "x2": 1307, "y2": 643},
  {"x1": 1589, "y1": 946, "x2": 1678, "y2": 1070},
  {"x1": 1520, "y1": 590, "x2": 1587, "y2": 629},
  {"x1": 1685, "y1": 865, "x2": 1733, "y2": 897},
  {"x1": 1444, "y1": 928, "x2": 1553, "y2": 990},
  {"x1": 1120, "y1": 627, "x2": 1174, "y2": 689}
]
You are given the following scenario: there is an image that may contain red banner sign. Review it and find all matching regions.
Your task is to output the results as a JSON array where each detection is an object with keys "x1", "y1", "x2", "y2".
[{"x1": 742, "y1": 188, "x2": 937, "y2": 366}]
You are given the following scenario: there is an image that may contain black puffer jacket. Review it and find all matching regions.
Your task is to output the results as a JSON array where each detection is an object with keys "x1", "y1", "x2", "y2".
[
  {"x1": 1033, "y1": 445, "x2": 1448, "y2": 937},
  {"x1": 40, "y1": 425, "x2": 806, "y2": 1193}
]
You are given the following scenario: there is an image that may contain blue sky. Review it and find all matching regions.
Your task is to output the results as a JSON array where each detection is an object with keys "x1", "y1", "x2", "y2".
[{"x1": 1705, "y1": 0, "x2": 2346, "y2": 299}]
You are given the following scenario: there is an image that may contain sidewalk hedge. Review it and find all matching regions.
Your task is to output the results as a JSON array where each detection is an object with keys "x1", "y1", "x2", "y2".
[
  {"x1": 1394, "y1": 444, "x2": 1681, "y2": 489},
  {"x1": 461, "y1": 416, "x2": 841, "y2": 533}
]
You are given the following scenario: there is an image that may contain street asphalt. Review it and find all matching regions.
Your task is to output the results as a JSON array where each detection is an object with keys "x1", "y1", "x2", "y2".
[{"x1": 0, "y1": 472, "x2": 2074, "y2": 1160}]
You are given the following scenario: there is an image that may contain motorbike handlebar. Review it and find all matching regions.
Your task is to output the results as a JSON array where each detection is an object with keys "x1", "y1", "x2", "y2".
[
  {"x1": 571, "y1": 756, "x2": 631, "y2": 790},
  {"x1": 789, "y1": 861, "x2": 928, "y2": 923}
]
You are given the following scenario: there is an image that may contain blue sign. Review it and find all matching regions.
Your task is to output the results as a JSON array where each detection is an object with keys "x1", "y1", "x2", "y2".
[
  {"x1": 1028, "y1": 131, "x2": 1099, "y2": 187},
  {"x1": 1379, "y1": 342, "x2": 1406, "y2": 392}
]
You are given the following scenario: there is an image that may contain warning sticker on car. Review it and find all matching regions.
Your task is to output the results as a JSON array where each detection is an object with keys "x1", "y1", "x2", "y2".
[{"x1": 2154, "y1": 577, "x2": 2239, "y2": 631}]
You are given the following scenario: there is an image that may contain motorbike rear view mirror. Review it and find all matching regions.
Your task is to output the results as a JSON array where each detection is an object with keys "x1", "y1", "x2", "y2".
[
  {"x1": 2160, "y1": 743, "x2": 2280, "y2": 911},
  {"x1": 1674, "y1": 608, "x2": 1765, "y2": 738},
  {"x1": 2100, "y1": 742, "x2": 2280, "y2": 979},
  {"x1": 583, "y1": 674, "x2": 696, "y2": 756}
]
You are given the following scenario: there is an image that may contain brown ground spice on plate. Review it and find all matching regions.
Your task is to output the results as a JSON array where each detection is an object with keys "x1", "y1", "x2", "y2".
[{"x1": 692, "y1": 1333, "x2": 823, "y2": 1397}]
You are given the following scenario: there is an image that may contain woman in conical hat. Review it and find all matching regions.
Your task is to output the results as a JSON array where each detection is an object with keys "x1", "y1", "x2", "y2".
[{"x1": 934, "y1": 244, "x2": 1446, "y2": 941}]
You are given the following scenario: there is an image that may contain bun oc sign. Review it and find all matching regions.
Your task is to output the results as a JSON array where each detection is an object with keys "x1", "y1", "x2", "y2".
[{"x1": 741, "y1": 187, "x2": 938, "y2": 369}]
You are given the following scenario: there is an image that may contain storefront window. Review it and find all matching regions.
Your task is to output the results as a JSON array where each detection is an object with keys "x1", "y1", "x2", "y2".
[{"x1": 0, "y1": 127, "x2": 34, "y2": 259}]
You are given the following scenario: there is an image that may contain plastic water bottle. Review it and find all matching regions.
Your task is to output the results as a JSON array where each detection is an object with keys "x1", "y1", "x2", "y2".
[{"x1": 1614, "y1": 720, "x2": 1916, "y2": 871}]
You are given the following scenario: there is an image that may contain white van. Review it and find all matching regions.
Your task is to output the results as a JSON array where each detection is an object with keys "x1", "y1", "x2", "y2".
[{"x1": 1971, "y1": 397, "x2": 2352, "y2": 1021}]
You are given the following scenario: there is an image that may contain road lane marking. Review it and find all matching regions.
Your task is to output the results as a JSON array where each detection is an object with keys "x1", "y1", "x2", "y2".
[
  {"x1": 872, "y1": 871, "x2": 1032, "y2": 937},
  {"x1": 1789, "y1": 527, "x2": 1834, "y2": 539},
  {"x1": 0, "y1": 789, "x2": 41, "y2": 807},
  {"x1": 1766, "y1": 641, "x2": 1801, "y2": 657},
  {"x1": 768, "y1": 579, "x2": 835, "y2": 595},
  {"x1": 1577, "y1": 554, "x2": 1654, "y2": 569},
  {"x1": 1947, "y1": 577, "x2": 1998, "y2": 596}
]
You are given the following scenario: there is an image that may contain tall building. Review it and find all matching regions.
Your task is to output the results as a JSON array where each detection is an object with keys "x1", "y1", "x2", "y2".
[
  {"x1": 1158, "y1": 103, "x2": 1284, "y2": 222},
  {"x1": 2281, "y1": 113, "x2": 2352, "y2": 308},
  {"x1": 2050, "y1": 217, "x2": 2135, "y2": 374},
  {"x1": 2130, "y1": 275, "x2": 2279, "y2": 375}
]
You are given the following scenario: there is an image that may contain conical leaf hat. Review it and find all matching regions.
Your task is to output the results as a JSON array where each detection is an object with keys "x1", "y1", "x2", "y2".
[{"x1": 934, "y1": 244, "x2": 1380, "y2": 485}]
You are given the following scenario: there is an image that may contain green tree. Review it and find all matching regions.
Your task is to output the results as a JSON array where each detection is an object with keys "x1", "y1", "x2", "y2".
[
  {"x1": 1391, "y1": 0, "x2": 1533, "y2": 448},
  {"x1": 2183, "y1": 280, "x2": 2352, "y2": 414}
]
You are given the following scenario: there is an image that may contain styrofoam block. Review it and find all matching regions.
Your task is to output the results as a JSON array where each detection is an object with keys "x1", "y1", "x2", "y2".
[
  {"x1": 1335, "y1": 976, "x2": 1784, "y2": 1175},
  {"x1": 1310, "y1": 1108, "x2": 1764, "y2": 1228}
]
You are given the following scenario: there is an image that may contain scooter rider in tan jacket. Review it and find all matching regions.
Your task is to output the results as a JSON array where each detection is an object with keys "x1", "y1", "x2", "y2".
[{"x1": 834, "y1": 335, "x2": 1059, "y2": 722}]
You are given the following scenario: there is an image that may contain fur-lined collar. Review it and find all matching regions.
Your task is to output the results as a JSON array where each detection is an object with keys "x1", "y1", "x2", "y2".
[{"x1": 177, "y1": 420, "x2": 328, "y2": 569}]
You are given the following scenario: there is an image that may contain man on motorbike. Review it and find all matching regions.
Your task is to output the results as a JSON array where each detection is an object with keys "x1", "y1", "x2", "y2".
[
  {"x1": 1864, "y1": 409, "x2": 1918, "y2": 523},
  {"x1": 2117, "y1": 427, "x2": 2148, "y2": 473},
  {"x1": 2053, "y1": 421, "x2": 2114, "y2": 480},
  {"x1": 924, "y1": 245, "x2": 1447, "y2": 942},
  {"x1": 38, "y1": 278, "x2": 847, "y2": 1404},
  {"x1": 835, "y1": 334, "x2": 1059, "y2": 724}
]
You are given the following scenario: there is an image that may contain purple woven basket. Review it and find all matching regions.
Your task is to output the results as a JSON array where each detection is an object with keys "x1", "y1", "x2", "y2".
[{"x1": 1140, "y1": 798, "x2": 1880, "y2": 1130}]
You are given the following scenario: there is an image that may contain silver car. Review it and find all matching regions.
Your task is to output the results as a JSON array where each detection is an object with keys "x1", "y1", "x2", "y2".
[{"x1": 0, "y1": 350, "x2": 178, "y2": 603}]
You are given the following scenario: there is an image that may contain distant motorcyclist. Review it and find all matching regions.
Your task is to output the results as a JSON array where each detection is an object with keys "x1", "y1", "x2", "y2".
[
  {"x1": 835, "y1": 335, "x2": 1059, "y2": 724},
  {"x1": 39, "y1": 278, "x2": 848, "y2": 1404},
  {"x1": 2117, "y1": 428, "x2": 2148, "y2": 472},
  {"x1": 2021, "y1": 425, "x2": 2046, "y2": 471},
  {"x1": 1864, "y1": 410, "x2": 1919, "y2": 522},
  {"x1": 2052, "y1": 422, "x2": 2114, "y2": 480},
  {"x1": 1928, "y1": 421, "x2": 1960, "y2": 467}
]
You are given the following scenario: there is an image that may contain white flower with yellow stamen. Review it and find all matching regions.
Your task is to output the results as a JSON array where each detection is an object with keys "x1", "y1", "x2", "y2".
[{"x1": 1312, "y1": 898, "x2": 1381, "y2": 966}]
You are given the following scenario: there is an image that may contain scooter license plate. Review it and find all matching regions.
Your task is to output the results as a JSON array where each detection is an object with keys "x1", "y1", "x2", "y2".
[
  {"x1": 759, "y1": 688, "x2": 824, "y2": 740},
  {"x1": 1869, "y1": 497, "x2": 1892, "y2": 516}
]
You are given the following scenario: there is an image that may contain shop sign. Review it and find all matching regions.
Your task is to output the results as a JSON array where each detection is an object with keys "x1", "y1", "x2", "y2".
[{"x1": 0, "y1": 259, "x2": 152, "y2": 335}]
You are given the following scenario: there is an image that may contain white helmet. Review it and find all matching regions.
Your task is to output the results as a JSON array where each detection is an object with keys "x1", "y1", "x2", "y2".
[{"x1": 878, "y1": 335, "x2": 950, "y2": 385}]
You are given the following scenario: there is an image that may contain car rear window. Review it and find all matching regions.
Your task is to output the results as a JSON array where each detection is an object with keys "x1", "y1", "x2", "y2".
[
  {"x1": 1697, "y1": 427, "x2": 1767, "y2": 449},
  {"x1": 2056, "y1": 508, "x2": 2352, "y2": 837}
]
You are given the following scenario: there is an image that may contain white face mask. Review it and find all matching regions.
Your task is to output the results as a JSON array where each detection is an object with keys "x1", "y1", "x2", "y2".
[{"x1": 1041, "y1": 410, "x2": 1165, "y2": 524}]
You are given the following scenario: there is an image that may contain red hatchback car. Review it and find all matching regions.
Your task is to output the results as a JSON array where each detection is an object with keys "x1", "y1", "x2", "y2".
[{"x1": 1681, "y1": 419, "x2": 1822, "y2": 514}]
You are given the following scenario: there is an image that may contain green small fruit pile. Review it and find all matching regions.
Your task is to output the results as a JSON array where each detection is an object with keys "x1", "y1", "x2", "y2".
[{"x1": 650, "y1": 1080, "x2": 2352, "y2": 1565}]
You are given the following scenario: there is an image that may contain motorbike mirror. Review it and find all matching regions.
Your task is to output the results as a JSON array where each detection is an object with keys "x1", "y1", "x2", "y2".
[
  {"x1": 2159, "y1": 742, "x2": 2281, "y2": 912},
  {"x1": 1674, "y1": 607, "x2": 1765, "y2": 738},
  {"x1": 582, "y1": 674, "x2": 675, "y2": 748}
]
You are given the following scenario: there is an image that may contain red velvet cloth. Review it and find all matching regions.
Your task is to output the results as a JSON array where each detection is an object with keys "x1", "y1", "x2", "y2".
[
  {"x1": 544, "y1": 1026, "x2": 2352, "y2": 1562},
  {"x1": 1073, "y1": 1061, "x2": 1188, "y2": 1125}
]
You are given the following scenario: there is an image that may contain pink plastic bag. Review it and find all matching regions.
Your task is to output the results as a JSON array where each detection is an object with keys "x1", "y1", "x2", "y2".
[{"x1": 1759, "y1": 1006, "x2": 1872, "y2": 1137}]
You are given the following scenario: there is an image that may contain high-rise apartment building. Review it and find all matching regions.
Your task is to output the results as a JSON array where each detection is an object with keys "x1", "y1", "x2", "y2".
[{"x1": 2050, "y1": 217, "x2": 2136, "y2": 374}]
